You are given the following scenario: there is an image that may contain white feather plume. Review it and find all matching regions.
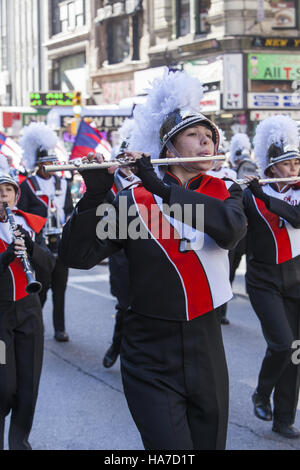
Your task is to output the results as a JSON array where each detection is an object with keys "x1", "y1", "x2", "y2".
[
  {"x1": 216, "y1": 126, "x2": 227, "y2": 149},
  {"x1": 253, "y1": 115, "x2": 299, "y2": 176},
  {"x1": 19, "y1": 122, "x2": 58, "y2": 171},
  {"x1": 128, "y1": 68, "x2": 204, "y2": 156},
  {"x1": 0, "y1": 153, "x2": 10, "y2": 175},
  {"x1": 119, "y1": 118, "x2": 135, "y2": 141},
  {"x1": 229, "y1": 133, "x2": 251, "y2": 164}
]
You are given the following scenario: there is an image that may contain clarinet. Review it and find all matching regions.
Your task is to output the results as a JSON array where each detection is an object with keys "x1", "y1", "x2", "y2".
[{"x1": 3, "y1": 203, "x2": 42, "y2": 294}]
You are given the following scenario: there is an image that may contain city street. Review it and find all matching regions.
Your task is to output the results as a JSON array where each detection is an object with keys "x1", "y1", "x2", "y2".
[{"x1": 3, "y1": 258, "x2": 300, "y2": 451}]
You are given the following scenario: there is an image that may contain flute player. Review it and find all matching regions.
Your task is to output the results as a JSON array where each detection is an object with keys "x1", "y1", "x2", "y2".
[{"x1": 59, "y1": 70, "x2": 247, "y2": 450}]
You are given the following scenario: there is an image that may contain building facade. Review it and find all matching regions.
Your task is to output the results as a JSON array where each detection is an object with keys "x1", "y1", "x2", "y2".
[
  {"x1": 89, "y1": 0, "x2": 300, "y2": 140},
  {"x1": 0, "y1": 0, "x2": 48, "y2": 133},
  {"x1": 1, "y1": 0, "x2": 300, "y2": 139}
]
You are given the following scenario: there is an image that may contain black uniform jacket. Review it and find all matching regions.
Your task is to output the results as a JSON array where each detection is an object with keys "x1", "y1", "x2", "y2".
[
  {"x1": 244, "y1": 184, "x2": 300, "y2": 297},
  {"x1": 0, "y1": 210, "x2": 55, "y2": 301},
  {"x1": 59, "y1": 172, "x2": 247, "y2": 321}
]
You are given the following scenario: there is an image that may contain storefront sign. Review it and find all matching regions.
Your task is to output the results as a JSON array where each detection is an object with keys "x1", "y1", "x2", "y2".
[
  {"x1": 178, "y1": 39, "x2": 219, "y2": 54},
  {"x1": 248, "y1": 54, "x2": 300, "y2": 80},
  {"x1": 223, "y1": 54, "x2": 244, "y2": 109},
  {"x1": 248, "y1": 92, "x2": 300, "y2": 108},
  {"x1": 61, "y1": 115, "x2": 128, "y2": 131},
  {"x1": 184, "y1": 58, "x2": 223, "y2": 83},
  {"x1": 200, "y1": 90, "x2": 221, "y2": 113},
  {"x1": 250, "y1": 109, "x2": 300, "y2": 120},
  {"x1": 252, "y1": 37, "x2": 300, "y2": 48}
]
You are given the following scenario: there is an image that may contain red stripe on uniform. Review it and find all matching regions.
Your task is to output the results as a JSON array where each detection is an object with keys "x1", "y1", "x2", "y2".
[
  {"x1": 26, "y1": 179, "x2": 49, "y2": 208},
  {"x1": 0, "y1": 240, "x2": 28, "y2": 300},
  {"x1": 111, "y1": 184, "x2": 118, "y2": 196},
  {"x1": 255, "y1": 196, "x2": 292, "y2": 264},
  {"x1": 133, "y1": 186, "x2": 213, "y2": 320}
]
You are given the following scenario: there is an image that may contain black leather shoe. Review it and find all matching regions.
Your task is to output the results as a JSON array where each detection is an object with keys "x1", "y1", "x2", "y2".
[
  {"x1": 272, "y1": 422, "x2": 300, "y2": 439},
  {"x1": 221, "y1": 317, "x2": 230, "y2": 325},
  {"x1": 54, "y1": 331, "x2": 69, "y2": 342},
  {"x1": 252, "y1": 390, "x2": 272, "y2": 421},
  {"x1": 103, "y1": 344, "x2": 119, "y2": 368}
]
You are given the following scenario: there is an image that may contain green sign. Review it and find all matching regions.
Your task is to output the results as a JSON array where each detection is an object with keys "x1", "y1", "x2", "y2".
[
  {"x1": 248, "y1": 54, "x2": 300, "y2": 80},
  {"x1": 30, "y1": 92, "x2": 75, "y2": 107}
]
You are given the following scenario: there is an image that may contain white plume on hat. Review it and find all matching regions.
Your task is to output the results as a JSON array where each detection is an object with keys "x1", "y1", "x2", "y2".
[
  {"x1": 0, "y1": 153, "x2": 10, "y2": 175},
  {"x1": 229, "y1": 133, "x2": 251, "y2": 165},
  {"x1": 119, "y1": 118, "x2": 135, "y2": 142},
  {"x1": 128, "y1": 68, "x2": 205, "y2": 157},
  {"x1": 253, "y1": 115, "x2": 299, "y2": 176},
  {"x1": 216, "y1": 126, "x2": 228, "y2": 152},
  {"x1": 19, "y1": 122, "x2": 58, "y2": 171}
]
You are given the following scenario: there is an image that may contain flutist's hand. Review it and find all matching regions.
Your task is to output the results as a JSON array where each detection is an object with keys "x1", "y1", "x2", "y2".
[
  {"x1": 124, "y1": 152, "x2": 171, "y2": 203},
  {"x1": 245, "y1": 176, "x2": 270, "y2": 206},
  {"x1": 79, "y1": 152, "x2": 115, "y2": 196}
]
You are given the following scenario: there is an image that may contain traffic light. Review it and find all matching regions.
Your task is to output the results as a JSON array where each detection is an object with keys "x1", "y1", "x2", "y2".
[{"x1": 72, "y1": 91, "x2": 82, "y2": 117}]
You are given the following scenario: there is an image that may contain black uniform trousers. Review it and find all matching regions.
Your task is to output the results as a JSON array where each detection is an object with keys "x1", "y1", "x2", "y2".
[
  {"x1": 37, "y1": 256, "x2": 69, "y2": 332},
  {"x1": 247, "y1": 284, "x2": 300, "y2": 425},
  {"x1": 0, "y1": 295, "x2": 44, "y2": 450},
  {"x1": 120, "y1": 308, "x2": 229, "y2": 450},
  {"x1": 108, "y1": 250, "x2": 130, "y2": 352}
]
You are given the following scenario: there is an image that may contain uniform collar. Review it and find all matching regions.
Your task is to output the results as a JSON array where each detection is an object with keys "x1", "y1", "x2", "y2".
[
  {"x1": 163, "y1": 170, "x2": 205, "y2": 189},
  {"x1": 269, "y1": 182, "x2": 298, "y2": 193}
]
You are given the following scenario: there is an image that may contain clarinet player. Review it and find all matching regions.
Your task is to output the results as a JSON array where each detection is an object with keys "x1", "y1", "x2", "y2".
[{"x1": 0, "y1": 155, "x2": 54, "y2": 450}]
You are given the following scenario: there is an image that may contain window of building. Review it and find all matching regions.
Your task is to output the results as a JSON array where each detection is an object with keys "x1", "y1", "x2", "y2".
[
  {"x1": 196, "y1": 0, "x2": 211, "y2": 34},
  {"x1": 52, "y1": 52, "x2": 86, "y2": 90},
  {"x1": 177, "y1": 0, "x2": 191, "y2": 37},
  {"x1": 106, "y1": 15, "x2": 130, "y2": 64},
  {"x1": 270, "y1": 0, "x2": 298, "y2": 29},
  {"x1": 176, "y1": 0, "x2": 211, "y2": 37},
  {"x1": 51, "y1": 0, "x2": 86, "y2": 35},
  {"x1": 102, "y1": 1, "x2": 143, "y2": 64}
]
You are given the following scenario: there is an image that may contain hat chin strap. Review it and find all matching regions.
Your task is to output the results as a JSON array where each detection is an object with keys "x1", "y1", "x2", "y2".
[{"x1": 165, "y1": 141, "x2": 214, "y2": 173}]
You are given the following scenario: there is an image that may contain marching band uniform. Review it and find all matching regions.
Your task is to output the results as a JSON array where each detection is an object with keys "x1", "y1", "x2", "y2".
[
  {"x1": 18, "y1": 123, "x2": 73, "y2": 342},
  {"x1": 0, "y1": 162, "x2": 54, "y2": 450},
  {"x1": 245, "y1": 115, "x2": 300, "y2": 438},
  {"x1": 59, "y1": 70, "x2": 247, "y2": 449}
]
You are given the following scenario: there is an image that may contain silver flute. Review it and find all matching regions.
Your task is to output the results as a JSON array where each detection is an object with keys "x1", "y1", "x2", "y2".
[
  {"x1": 236, "y1": 176, "x2": 300, "y2": 185},
  {"x1": 43, "y1": 155, "x2": 226, "y2": 172}
]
